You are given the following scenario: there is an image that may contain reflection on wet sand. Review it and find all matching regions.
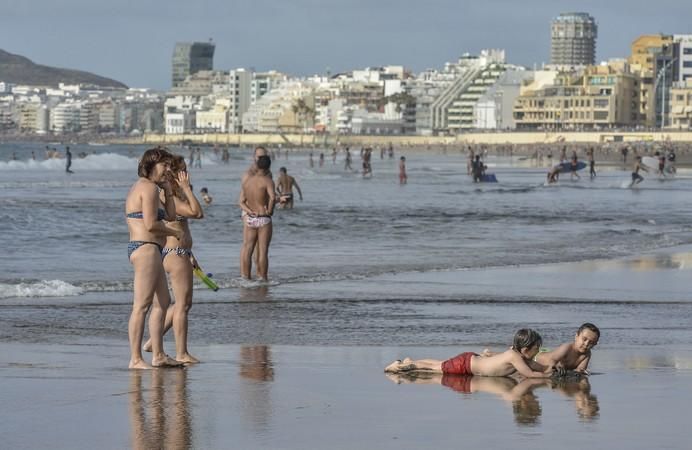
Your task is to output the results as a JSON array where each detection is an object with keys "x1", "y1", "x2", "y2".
[
  {"x1": 386, "y1": 372, "x2": 599, "y2": 425},
  {"x1": 239, "y1": 345, "x2": 275, "y2": 432},
  {"x1": 573, "y1": 252, "x2": 692, "y2": 272},
  {"x1": 128, "y1": 369, "x2": 192, "y2": 450}
]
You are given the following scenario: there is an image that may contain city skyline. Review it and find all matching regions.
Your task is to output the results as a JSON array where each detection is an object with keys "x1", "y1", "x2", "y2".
[{"x1": 1, "y1": 0, "x2": 691, "y2": 89}]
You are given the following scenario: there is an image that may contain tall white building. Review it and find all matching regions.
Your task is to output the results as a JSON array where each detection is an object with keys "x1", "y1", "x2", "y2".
[{"x1": 674, "y1": 35, "x2": 692, "y2": 83}]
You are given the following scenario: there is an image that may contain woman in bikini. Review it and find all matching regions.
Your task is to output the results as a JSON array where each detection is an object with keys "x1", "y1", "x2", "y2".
[
  {"x1": 125, "y1": 147, "x2": 182, "y2": 369},
  {"x1": 143, "y1": 155, "x2": 204, "y2": 364}
]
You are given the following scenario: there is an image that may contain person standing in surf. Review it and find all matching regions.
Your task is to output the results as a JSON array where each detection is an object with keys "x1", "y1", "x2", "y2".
[
  {"x1": 587, "y1": 147, "x2": 596, "y2": 179},
  {"x1": 239, "y1": 155, "x2": 276, "y2": 281},
  {"x1": 65, "y1": 146, "x2": 73, "y2": 174},
  {"x1": 143, "y1": 155, "x2": 204, "y2": 364},
  {"x1": 125, "y1": 147, "x2": 182, "y2": 369}
]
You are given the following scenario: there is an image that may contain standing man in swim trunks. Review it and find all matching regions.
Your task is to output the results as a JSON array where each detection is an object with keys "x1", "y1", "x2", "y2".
[
  {"x1": 239, "y1": 155, "x2": 275, "y2": 281},
  {"x1": 276, "y1": 167, "x2": 303, "y2": 209}
]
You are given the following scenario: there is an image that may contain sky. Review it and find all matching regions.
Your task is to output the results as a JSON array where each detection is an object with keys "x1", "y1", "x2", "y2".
[{"x1": 1, "y1": 0, "x2": 691, "y2": 90}]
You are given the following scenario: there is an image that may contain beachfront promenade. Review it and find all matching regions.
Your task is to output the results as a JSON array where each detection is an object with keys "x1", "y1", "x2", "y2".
[{"x1": 119, "y1": 130, "x2": 692, "y2": 147}]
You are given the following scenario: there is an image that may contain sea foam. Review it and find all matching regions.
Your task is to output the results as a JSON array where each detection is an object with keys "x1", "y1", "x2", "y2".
[{"x1": 0, "y1": 280, "x2": 84, "y2": 299}]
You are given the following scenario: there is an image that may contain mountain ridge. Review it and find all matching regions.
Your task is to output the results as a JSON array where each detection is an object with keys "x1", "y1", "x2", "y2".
[{"x1": 0, "y1": 49, "x2": 128, "y2": 89}]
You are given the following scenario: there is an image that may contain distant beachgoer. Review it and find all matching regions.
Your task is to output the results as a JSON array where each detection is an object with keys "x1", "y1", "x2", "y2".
[
  {"x1": 535, "y1": 323, "x2": 600, "y2": 375},
  {"x1": 344, "y1": 148, "x2": 353, "y2": 171},
  {"x1": 309, "y1": 152, "x2": 314, "y2": 168},
  {"x1": 125, "y1": 147, "x2": 182, "y2": 369},
  {"x1": 239, "y1": 155, "x2": 276, "y2": 281},
  {"x1": 472, "y1": 155, "x2": 485, "y2": 183},
  {"x1": 621, "y1": 146, "x2": 629, "y2": 164},
  {"x1": 399, "y1": 156, "x2": 407, "y2": 184},
  {"x1": 200, "y1": 187, "x2": 213, "y2": 205},
  {"x1": 31, "y1": 151, "x2": 36, "y2": 160},
  {"x1": 142, "y1": 155, "x2": 204, "y2": 365},
  {"x1": 362, "y1": 148, "x2": 372, "y2": 177},
  {"x1": 385, "y1": 329, "x2": 559, "y2": 378},
  {"x1": 570, "y1": 154, "x2": 580, "y2": 181},
  {"x1": 319, "y1": 153, "x2": 325, "y2": 167},
  {"x1": 588, "y1": 148, "x2": 596, "y2": 178},
  {"x1": 332, "y1": 147, "x2": 337, "y2": 164},
  {"x1": 467, "y1": 147, "x2": 475, "y2": 175},
  {"x1": 222, "y1": 148, "x2": 230, "y2": 164},
  {"x1": 11, "y1": 152, "x2": 17, "y2": 161},
  {"x1": 547, "y1": 164, "x2": 561, "y2": 184},
  {"x1": 241, "y1": 146, "x2": 273, "y2": 277},
  {"x1": 194, "y1": 148, "x2": 202, "y2": 169},
  {"x1": 657, "y1": 152, "x2": 666, "y2": 176},
  {"x1": 188, "y1": 147, "x2": 195, "y2": 167},
  {"x1": 630, "y1": 156, "x2": 647, "y2": 187},
  {"x1": 276, "y1": 167, "x2": 303, "y2": 209},
  {"x1": 388, "y1": 144, "x2": 394, "y2": 159},
  {"x1": 65, "y1": 146, "x2": 73, "y2": 173}
]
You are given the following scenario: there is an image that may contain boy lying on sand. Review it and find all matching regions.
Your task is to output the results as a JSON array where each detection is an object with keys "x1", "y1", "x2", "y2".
[{"x1": 385, "y1": 329, "x2": 561, "y2": 378}]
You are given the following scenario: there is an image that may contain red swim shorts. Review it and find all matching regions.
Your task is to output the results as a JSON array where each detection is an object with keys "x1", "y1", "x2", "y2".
[{"x1": 441, "y1": 352, "x2": 478, "y2": 375}]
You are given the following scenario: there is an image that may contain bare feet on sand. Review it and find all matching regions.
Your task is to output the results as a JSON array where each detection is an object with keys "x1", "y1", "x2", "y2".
[
  {"x1": 176, "y1": 353, "x2": 200, "y2": 364},
  {"x1": 384, "y1": 357, "x2": 414, "y2": 373},
  {"x1": 151, "y1": 354, "x2": 184, "y2": 368},
  {"x1": 129, "y1": 359, "x2": 153, "y2": 370}
]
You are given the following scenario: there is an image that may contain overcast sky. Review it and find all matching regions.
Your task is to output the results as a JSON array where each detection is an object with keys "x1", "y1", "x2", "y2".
[{"x1": 1, "y1": 0, "x2": 690, "y2": 89}]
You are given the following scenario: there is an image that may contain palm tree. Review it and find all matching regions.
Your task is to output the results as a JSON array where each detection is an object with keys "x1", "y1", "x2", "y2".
[{"x1": 291, "y1": 98, "x2": 314, "y2": 132}]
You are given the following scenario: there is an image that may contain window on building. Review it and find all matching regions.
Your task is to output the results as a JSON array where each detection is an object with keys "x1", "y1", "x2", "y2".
[
  {"x1": 684, "y1": 48, "x2": 692, "y2": 55},
  {"x1": 594, "y1": 111, "x2": 609, "y2": 120},
  {"x1": 683, "y1": 61, "x2": 692, "y2": 68},
  {"x1": 594, "y1": 99, "x2": 609, "y2": 108}
]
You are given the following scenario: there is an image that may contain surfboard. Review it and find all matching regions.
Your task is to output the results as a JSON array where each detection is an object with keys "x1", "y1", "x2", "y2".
[
  {"x1": 559, "y1": 161, "x2": 586, "y2": 173},
  {"x1": 481, "y1": 173, "x2": 498, "y2": 183},
  {"x1": 642, "y1": 156, "x2": 660, "y2": 171},
  {"x1": 193, "y1": 267, "x2": 219, "y2": 291}
]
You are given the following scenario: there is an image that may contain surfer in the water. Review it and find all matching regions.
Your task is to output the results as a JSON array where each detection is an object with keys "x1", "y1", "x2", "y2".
[
  {"x1": 630, "y1": 156, "x2": 647, "y2": 187},
  {"x1": 547, "y1": 164, "x2": 561, "y2": 184},
  {"x1": 143, "y1": 155, "x2": 204, "y2": 364},
  {"x1": 385, "y1": 329, "x2": 561, "y2": 378}
]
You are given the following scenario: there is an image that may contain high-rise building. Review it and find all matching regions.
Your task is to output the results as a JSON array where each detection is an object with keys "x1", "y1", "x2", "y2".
[
  {"x1": 550, "y1": 13, "x2": 597, "y2": 66},
  {"x1": 171, "y1": 42, "x2": 215, "y2": 88},
  {"x1": 628, "y1": 34, "x2": 673, "y2": 127}
]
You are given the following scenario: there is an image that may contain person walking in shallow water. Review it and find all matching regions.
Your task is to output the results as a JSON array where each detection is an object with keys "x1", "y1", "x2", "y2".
[
  {"x1": 143, "y1": 155, "x2": 204, "y2": 364},
  {"x1": 65, "y1": 146, "x2": 73, "y2": 173},
  {"x1": 125, "y1": 147, "x2": 183, "y2": 369}
]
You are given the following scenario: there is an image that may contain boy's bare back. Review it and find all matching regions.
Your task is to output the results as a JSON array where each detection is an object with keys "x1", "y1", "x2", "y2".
[
  {"x1": 473, "y1": 348, "x2": 552, "y2": 378},
  {"x1": 241, "y1": 172, "x2": 275, "y2": 216}
]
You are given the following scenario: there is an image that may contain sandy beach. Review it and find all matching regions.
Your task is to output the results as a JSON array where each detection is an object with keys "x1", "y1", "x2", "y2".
[{"x1": 3, "y1": 247, "x2": 692, "y2": 449}]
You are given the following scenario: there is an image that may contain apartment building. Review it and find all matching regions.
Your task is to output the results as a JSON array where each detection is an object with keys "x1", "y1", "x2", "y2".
[{"x1": 514, "y1": 62, "x2": 640, "y2": 130}]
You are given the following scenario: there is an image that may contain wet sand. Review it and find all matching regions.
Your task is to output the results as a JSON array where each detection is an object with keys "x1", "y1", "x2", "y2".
[
  {"x1": 3, "y1": 246, "x2": 692, "y2": 449},
  {"x1": 2, "y1": 342, "x2": 692, "y2": 449}
]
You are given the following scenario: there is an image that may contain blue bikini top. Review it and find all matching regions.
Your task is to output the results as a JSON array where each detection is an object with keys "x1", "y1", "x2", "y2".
[{"x1": 126, "y1": 208, "x2": 166, "y2": 221}]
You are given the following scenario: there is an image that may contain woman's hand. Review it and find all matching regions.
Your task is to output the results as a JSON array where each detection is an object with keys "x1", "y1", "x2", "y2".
[{"x1": 177, "y1": 170, "x2": 191, "y2": 190}]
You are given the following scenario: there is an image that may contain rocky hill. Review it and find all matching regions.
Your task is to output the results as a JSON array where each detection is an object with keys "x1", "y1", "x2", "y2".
[{"x1": 0, "y1": 49, "x2": 127, "y2": 88}]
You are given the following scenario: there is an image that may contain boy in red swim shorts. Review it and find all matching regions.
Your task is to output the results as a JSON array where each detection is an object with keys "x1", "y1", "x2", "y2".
[{"x1": 384, "y1": 329, "x2": 558, "y2": 378}]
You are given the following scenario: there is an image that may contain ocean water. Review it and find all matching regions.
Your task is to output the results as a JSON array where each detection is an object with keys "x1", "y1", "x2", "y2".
[{"x1": 2, "y1": 141, "x2": 692, "y2": 348}]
